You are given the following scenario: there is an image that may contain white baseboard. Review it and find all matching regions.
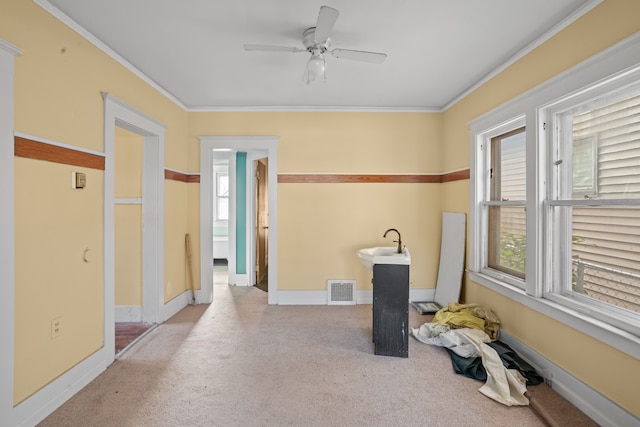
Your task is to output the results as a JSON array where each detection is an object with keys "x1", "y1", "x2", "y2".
[
  {"x1": 163, "y1": 291, "x2": 190, "y2": 321},
  {"x1": 356, "y1": 288, "x2": 435, "y2": 305},
  {"x1": 194, "y1": 288, "x2": 212, "y2": 304},
  {"x1": 356, "y1": 290, "x2": 372, "y2": 304},
  {"x1": 12, "y1": 347, "x2": 110, "y2": 427},
  {"x1": 229, "y1": 273, "x2": 248, "y2": 286},
  {"x1": 409, "y1": 288, "x2": 435, "y2": 302},
  {"x1": 276, "y1": 289, "x2": 437, "y2": 306},
  {"x1": 114, "y1": 305, "x2": 141, "y2": 322},
  {"x1": 277, "y1": 290, "x2": 327, "y2": 305},
  {"x1": 499, "y1": 330, "x2": 639, "y2": 427}
]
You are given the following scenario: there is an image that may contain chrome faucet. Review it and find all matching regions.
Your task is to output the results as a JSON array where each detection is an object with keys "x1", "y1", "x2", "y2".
[{"x1": 383, "y1": 228, "x2": 403, "y2": 253}]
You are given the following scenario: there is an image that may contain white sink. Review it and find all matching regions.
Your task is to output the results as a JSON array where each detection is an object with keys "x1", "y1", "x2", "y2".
[{"x1": 357, "y1": 246, "x2": 411, "y2": 270}]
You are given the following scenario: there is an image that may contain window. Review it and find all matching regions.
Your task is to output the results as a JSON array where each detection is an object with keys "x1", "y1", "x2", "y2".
[
  {"x1": 468, "y1": 37, "x2": 640, "y2": 352},
  {"x1": 470, "y1": 40, "x2": 640, "y2": 349},
  {"x1": 545, "y1": 86, "x2": 640, "y2": 331},
  {"x1": 474, "y1": 117, "x2": 527, "y2": 289},
  {"x1": 488, "y1": 127, "x2": 527, "y2": 279},
  {"x1": 216, "y1": 172, "x2": 229, "y2": 221}
]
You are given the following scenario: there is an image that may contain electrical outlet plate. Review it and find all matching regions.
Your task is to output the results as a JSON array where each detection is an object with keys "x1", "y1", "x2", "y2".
[
  {"x1": 72, "y1": 172, "x2": 86, "y2": 189},
  {"x1": 51, "y1": 316, "x2": 63, "y2": 339}
]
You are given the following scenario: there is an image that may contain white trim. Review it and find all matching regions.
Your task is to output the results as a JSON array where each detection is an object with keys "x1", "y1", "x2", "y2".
[
  {"x1": 469, "y1": 271, "x2": 640, "y2": 359},
  {"x1": 274, "y1": 288, "x2": 436, "y2": 306},
  {"x1": 104, "y1": 92, "x2": 166, "y2": 329},
  {"x1": 444, "y1": 0, "x2": 603, "y2": 111},
  {"x1": 276, "y1": 291, "x2": 328, "y2": 305},
  {"x1": 468, "y1": 32, "x2": 640, "y2": 360},
  {"x1": 186, "y1": 106, "x2": 439, "y2": 113},
  {"x1": 14, "y1": 131, "x2": 105, "y2": 157},
  {"x1": 356, "y1": 290, "x2": 373, "y2": 305},
  {"x1": 114, "y1": 197, "x2": 142, "y2": 204},
  {"x1": 469, "y1": 32, "x2": 640, "y2": 130},
  {"x1": 162, "y1": 291, "x2": 190, "y2": 322},
  {"x1": 499, "y1": 330, "x2": 639, "y2": 427},
  {"x1": 356, "y1": 288, "x2": 435, "y2": 305},
  {"x1": 0, "y1": 39, "x2": 21, "y2": 55},
  {"x1": 12, "y1": 349, "x2": 109, "y2": 427},
  {"x1": 200, "y1": 136, "x2": 279, "y2": 305},
  {"x1": 229, "y1": 274, "x2": 249, "y2": 287},
  {"x1": 114, "y1": 306, "x2": 142, "y2": 323},
  {"x1": 34, "y1": 0, "x2": 187, "y2": 111},
  {"x1": 0, "y1": 38, "x2": 18, "y2": 427}
]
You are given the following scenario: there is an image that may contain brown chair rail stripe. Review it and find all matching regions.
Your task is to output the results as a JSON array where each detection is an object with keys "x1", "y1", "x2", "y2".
[
  {"x1": 441, "y1": 169, "x2": 470, "y2": 182},
  {"x1": 14, "y1": 135, "x2": 467, "y2": 185},
  {"x1": 165, "y1": 169, "x2": 200, "y2": 183},
  {"x1": 14, "y1": 136, "x2": 105, "y2": 170},
  {"x1": 278, "y1": 172, "x2": 469, "y2": 184}
]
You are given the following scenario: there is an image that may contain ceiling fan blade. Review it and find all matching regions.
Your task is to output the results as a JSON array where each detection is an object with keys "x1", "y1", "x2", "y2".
[
  {"x1": 314, "y1": 6, "x2": 339, "y2": 45},
  {"x1": 331, "y1": 48, "x2": 387, "y2": 64},
  {"x1": 244, "y1": 44, "x2": 305, "y2": 53}
]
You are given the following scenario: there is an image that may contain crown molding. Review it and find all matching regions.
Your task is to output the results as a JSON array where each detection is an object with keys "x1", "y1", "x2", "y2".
[
  {"x1": 186, "y1": 105, "x2": 441, "y2": 113},
  {"x1": 443, "y1": 0, "x2": 603, "y2": 111},
  {"x1": 0, "y1": 39, "x2": 21, "y2": 56}
]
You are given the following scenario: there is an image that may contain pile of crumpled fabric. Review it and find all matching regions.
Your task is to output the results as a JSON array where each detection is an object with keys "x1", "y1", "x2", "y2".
[{"x1": 412, "y1": 303, "x2": 543, "y2": 406}]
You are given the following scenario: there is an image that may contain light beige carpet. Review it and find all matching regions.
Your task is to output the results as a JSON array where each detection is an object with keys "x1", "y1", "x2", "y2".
[{"x1": 39, "y1": 284, "x2": 588, "y2": 426}]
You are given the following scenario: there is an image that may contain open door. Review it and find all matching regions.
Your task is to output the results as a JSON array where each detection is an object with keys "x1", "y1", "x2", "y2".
[{"x1": 256, "y1": 158, "x2": 268, "y2": 288}]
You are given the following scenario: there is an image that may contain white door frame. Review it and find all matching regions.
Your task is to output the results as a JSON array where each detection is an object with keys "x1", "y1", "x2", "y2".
[
  {"x1": 0, "y1": 38, "x2": 20, "y2": 427},
  {"x1": 103, "y1": 93, "x2": 165, "y2": 330},
  {"x1": 200, "y1": 137, "x2": 279, "y2": 305}
]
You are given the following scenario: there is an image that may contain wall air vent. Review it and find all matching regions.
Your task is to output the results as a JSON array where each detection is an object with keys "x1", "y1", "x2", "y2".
[{"x1": 327, "y1": 280, "x2": 356, "y2": 305}]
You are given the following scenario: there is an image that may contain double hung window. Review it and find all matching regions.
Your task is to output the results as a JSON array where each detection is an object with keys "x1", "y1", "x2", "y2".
[
  {"x1": 216, "y1": 172, "x2": 229, "y2": 221},
  {"x1": 544, "y1": 81, "x2": 640, "y2": 331},
  {"x1": 470, "y1": 53, "x2": 640, "y2": 342}
]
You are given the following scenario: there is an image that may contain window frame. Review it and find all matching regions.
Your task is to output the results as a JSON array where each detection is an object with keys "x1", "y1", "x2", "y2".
[
  {"x1": 468, "y1": 34, "x2": 640, "y2": 359},
  {"x1": 215, "y1": 171, "x2": 229, "y2": 221},
  {"x1": 473, "y1": 116, "x2": 527, "y2": 289},
  {"x1": 540, "y1": 73, "x2": 640, "y2": 335}
]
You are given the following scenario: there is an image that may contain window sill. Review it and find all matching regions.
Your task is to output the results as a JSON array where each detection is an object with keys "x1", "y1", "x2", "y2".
[{"x1": 467, "y1": 270, "x2": 640, "y2": 360}]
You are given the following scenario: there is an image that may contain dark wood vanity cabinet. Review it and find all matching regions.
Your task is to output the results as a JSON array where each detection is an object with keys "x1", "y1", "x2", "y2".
[{"x1": 372, "y1": 264, "x2": 410, "y2": 358}]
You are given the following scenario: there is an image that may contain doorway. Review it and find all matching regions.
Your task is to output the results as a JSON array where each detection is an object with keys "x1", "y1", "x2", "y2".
[
  {"x1": 255, "y1": 157, "x2": 268, "y2": 292},
  {"x1": 103, "y1": 93, "x2": 165, "y2": 359},
  {"x1": 199, "y1": 137, "x2": 278, "y2": 305}
]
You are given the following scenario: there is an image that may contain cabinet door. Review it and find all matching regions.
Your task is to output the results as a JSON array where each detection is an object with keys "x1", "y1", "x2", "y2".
[{"x1": 372, "y1": 264, "x2": 409, "y2": 357}]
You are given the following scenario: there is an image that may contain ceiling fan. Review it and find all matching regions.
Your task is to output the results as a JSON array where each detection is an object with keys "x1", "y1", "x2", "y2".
[{"x1": 244, "y1": 6, "x2": 387, "y2": 83}]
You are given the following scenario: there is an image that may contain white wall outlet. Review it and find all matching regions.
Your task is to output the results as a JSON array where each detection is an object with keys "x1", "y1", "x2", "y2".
[{"x1": 51, "y1": 316, "x2": 63, "y2": 339}]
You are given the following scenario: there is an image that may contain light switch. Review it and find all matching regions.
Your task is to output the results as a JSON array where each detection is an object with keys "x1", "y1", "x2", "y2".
[{"x1": 72, "y1": 172, "x2": 86, "y2": 189}]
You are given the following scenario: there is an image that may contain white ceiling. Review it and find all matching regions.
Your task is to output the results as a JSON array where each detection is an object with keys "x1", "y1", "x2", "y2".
[{"x1": 41, "y1": 0, "x2": 596, "y2": 111}]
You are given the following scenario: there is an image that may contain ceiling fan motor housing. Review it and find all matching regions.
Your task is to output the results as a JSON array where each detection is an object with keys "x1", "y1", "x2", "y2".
[{"x1": 303, "y1": 27, "x2": 329, "y2": 55}]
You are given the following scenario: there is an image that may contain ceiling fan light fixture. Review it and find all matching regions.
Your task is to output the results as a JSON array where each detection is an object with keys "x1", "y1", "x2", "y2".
[{"x1": 306, "y1": 54, "x2": 326, "y2": 83}]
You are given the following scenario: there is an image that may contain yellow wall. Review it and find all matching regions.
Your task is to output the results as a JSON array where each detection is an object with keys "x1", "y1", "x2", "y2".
[
  {"x1": 114, "y1": 127, "x2": 143, "y2": 306},
  {"x1": 188, "y1": 112, "x2": 444, "y2": 292},
  {"x1": 3, "y1": 0, "x2": 190, "y2": 403},
  {"x1": 165, "y1": 179, "x2": 189, "y2": 301},
  {"x1": 441, "y1": 0, "x2": 640, "y2": 416},
  {"x1": 14, "y1": 158, "x2": 104, "y2": 403}
]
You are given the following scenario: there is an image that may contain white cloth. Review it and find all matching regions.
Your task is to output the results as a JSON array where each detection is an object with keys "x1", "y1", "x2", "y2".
[
  {"x1": 455, "y1": 328, "x2": 529, "y2": 406},
  {"x1": 412, "y1": 323, "x2": 479, "y2": 358},
  {"x1": 412, "y1": 324, "x2": 529, "y2": 406}
]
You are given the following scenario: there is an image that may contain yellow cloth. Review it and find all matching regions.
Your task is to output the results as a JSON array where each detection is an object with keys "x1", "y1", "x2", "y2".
[
  {"x1": 433, "y1": 303, "x2": 501, "y2": 340},
  {"x1": 433, "y1": 309, "x2": 485, "y2": 331}
]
